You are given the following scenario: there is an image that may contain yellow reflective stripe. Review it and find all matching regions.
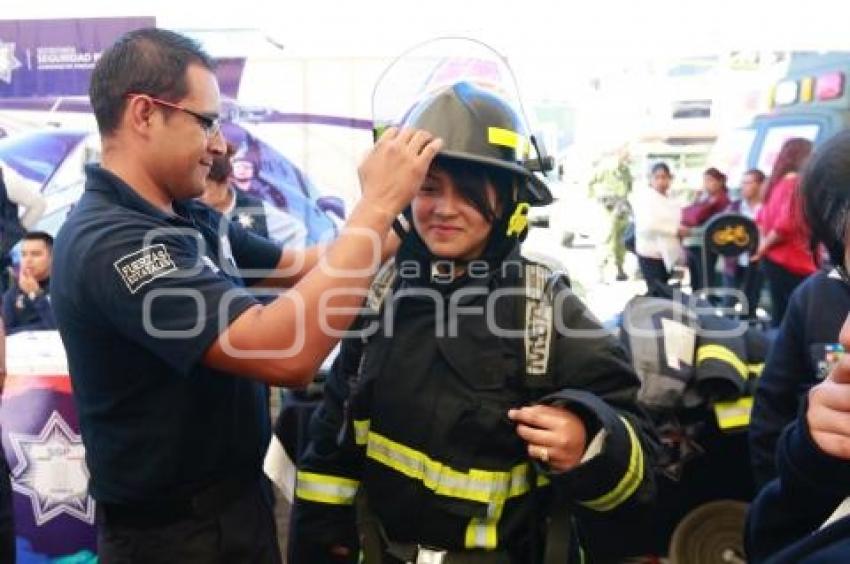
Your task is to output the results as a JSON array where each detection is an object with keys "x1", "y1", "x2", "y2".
[
  {"x1": 365, "y1": 431, "x2": 533, "y2": 505},
  {"x1": 696, "y1": 344, "x2": 748, "y2": 380},
  {"x1": 353, "y1": 419, "x2": 370, "y2": 446},
  {"x1": 714, "y1": 396, "x2": 754, "y2": 430},
  {"x1": 749, "y1": 363, "x2": 764, "y2": 377},
  {"x1": 464, "y1": 501, "x2": 503, "y2": 549},
  {"x1": 579, "y1": 418, "x2": 644, "y2": 512},
  {"x1": 295, "y1": 470, "x2": 359, "y2": 505},
  {"x1": 487, "y1": 127, "x2": 530, "y2": 155}
]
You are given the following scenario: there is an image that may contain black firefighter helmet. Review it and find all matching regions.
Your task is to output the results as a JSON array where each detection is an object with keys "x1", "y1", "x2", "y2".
[{"x1": 398, "y1": 81, "x2": 554, "y2": 208}]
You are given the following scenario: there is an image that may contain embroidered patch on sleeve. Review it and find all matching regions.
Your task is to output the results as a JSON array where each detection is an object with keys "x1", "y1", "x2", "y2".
[{"x1": 113, "y1": 244, "x2": 178, "y2": 294}]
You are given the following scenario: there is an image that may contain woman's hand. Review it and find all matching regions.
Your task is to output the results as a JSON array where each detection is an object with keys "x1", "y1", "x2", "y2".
[
  {"x1": 751, "y1": 241, "x2": 768, "y2": 262},
  {"x1": 752, "y1": 229, "x2": 779, "y2": 262},
  {"x1": 509, "y1": 404, "x2": 587, "y2": 473}
]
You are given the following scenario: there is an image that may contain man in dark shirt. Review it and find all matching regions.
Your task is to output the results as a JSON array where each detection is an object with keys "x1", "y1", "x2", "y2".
[
  {"x1": 50, "y1": 28, "x2": 441, "y2": 564},
  {"x1": 201, "y1": 143, "x2": 307, "y2": 248},
  {"x1": 2, "y1": 231, "x2": 56, "y2": 334}
]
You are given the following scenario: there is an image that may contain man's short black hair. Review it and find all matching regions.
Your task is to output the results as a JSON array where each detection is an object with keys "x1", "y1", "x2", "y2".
[
  {"x1": 744, "y1": 168, "x2": 766, "y2": 183},
  {"x1": 650, "y1": 162, "x2": 671, "y2": 177},
  {"x1": 22, "y1": 231, "x2": 53, "y2": 250},
  {"x1": 89, "y1": 28, "x2": 215, "y2": 136}
]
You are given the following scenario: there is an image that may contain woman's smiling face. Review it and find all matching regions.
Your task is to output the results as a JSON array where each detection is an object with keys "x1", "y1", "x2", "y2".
[{"x1": 411, "y1": 164, "x2": 499, "y2": 262}]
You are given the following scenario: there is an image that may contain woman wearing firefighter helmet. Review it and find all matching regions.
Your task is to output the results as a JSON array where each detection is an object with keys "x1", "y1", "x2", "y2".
[{"x1": 292, "y1": 40, "x2": 657, "y2": 564}]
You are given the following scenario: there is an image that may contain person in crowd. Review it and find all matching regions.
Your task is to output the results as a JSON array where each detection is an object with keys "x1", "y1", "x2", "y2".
[
  {"x1": 631, "y1": 162, "x2": 682, "y2": 293},
  {"x1": 1, "y1": 165, "x2": 47, "y2": 292},
  {"x1": 50, "y1": 28, "x2": 440, "y2": 563},
  {"x1": 746, "y1": 318, "x2": 850, "y2": 563},
  {"x1": 202, "y1": 142, "x2": 310, "y2": 558},
  {"x1": 231, "y1": 152, "x2": 291, "y2": 211},
  {"x1": 723, "y1": 168, "x2": 765, "y2": 317},
  {"x1": 605, "y1": 195, "x2": 631, "y2": 281},
  {"x1": 679, "y1": 167, "x2": 731, "y2": 293},
  {"x1": 201, "y1": 142, "x2": 307, "y2": 248},
  {"x1": 749, "y1": 132, "x2": 850, "y2": 491},
  {"x1": 753, "y1": 138, "x2": 816, "y2": 326},
  {"x1": 1, "y1": 231, "x2": 56, "y2": 334},
  {"x1": 291, "y1": 81, "x2": 657, "y2": 563}
]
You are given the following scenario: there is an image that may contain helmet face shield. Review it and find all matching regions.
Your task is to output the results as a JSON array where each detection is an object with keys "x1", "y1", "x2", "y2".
[{"x1": 372, "y1": 38, "x2": 553, "y2": 206}]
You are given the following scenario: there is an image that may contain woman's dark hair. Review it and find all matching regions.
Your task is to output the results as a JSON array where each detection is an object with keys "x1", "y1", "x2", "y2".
[
  {"x1": 764, "y1": 137, "x2": 813, "y2": 201},
  {"x1": 208, "y1": 142, "x2": 236, "y2": 183},
  {"x1": 704, "y1": 167, "x2": 727, "y2": 187},
  {"x1": 89, "y1": 28, "x2": 215, "y2": 136},
  {"x1": 433, "y1": 156, "x2": 516, "y2": 222},
  {"x1": 801, "y1": 131, "x2": 850, "y2": 270},
  {"x1": 650, "y1": 162, "x2": 671, "y2": 176}
]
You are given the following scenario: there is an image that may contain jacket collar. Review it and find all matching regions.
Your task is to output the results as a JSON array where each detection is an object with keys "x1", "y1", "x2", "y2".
[{"x1": 84, "y1": 164, "x2": 193, "y2": 225}]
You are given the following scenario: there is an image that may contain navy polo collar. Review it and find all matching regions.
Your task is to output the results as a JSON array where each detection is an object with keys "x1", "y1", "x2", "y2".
[{"x1": 84, "y1": 164, "x2": 194, "y2": 225}]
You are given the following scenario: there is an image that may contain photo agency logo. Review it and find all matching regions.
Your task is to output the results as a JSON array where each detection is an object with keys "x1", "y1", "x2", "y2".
[{"x1": 134, "y1": 225, "x2": 752, "y2": 356}]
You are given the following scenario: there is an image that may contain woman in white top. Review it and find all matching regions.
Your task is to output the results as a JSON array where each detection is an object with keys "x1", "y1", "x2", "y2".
[{"x1": 631, "y1": 162, "x2": 682, "y2": 292}]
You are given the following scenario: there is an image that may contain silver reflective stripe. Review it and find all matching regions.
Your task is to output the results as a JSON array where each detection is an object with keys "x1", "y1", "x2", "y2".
[
  {"x1": 578, "y1": 418, "x2": 644, "y2": 511},
  {"x1": 295, "y1": 471, "x2": 359, "y2": 505},
  {"x1": 464, "y1": 501, "x2": 503, "y2": 549},
  {"x1": 365, "y1": 431, "x2": 533, "y2": 504},
  {"x1": 525, "y1": 264, "x2": 553, "y2": 377},
  {"x1": 366, "y1": 259, "x2": 398, "y2": 314}
]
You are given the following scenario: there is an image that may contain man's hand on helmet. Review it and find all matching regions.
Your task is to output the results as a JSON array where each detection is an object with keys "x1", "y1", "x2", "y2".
[{"x1": 358, "y1": 127, "x2": 443, "y2": 220}]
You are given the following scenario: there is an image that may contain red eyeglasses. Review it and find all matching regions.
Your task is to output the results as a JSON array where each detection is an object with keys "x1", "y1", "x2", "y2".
[{"x1": 125, "y1": 93, "x2": 221, "y2": 137}]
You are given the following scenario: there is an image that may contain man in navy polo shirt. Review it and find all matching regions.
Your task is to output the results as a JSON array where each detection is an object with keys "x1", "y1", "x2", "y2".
[{"x1": 50, "y1": 28, "x2": 441, "y2": 564}]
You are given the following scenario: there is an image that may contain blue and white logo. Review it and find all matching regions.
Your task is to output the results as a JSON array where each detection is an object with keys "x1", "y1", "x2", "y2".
[{"x1": 8, "y1": 411, "x2": 95, "y2": 525}]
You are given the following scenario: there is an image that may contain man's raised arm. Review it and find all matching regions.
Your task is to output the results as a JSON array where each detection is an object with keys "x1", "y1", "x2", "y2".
[{"x1": 203, "y1": 128, "x2": 441, "y2": 386}]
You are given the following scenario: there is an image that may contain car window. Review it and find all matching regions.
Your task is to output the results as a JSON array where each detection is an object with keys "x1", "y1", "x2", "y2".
[
  {"x1": 0, "y1": 131, "x2": 85, "y2": 186},
  {"x1": 44, "y1": 140, "x2": 88, "y2": 198},
  {"x1": 756, "y1": 124, "x2": 820, "y2": 174}
]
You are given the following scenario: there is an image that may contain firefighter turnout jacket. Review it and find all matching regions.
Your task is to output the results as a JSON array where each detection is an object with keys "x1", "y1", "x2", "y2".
[{"x1": 292, "y1": 252, "x2": 658, "y2": 562}]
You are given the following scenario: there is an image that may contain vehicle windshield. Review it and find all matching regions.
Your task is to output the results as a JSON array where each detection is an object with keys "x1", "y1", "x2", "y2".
[
  {"x1": 756, "y1": 123, "x2": 820, "y2": 174},
  {"x1": 0, "y1": 130, "x2": 87, "y2": 186}
]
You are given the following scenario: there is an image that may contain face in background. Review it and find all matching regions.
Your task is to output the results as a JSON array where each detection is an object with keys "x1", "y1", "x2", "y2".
[
  {"x1": 145, "y1": 64, "x2": 226, "y2": 200},
  {"x1": 412, "y1": 165, "x2": 498, "y2": 262},
  {"x1": 740, "y1": 173, "x2": 763, "y2": 201},
  {"x1": 20, "y1": 239, "x2": 52, "y2": 281},
  {"x1": 651, "y1": 169, "x2": 672, "y2": 194},
  {"x1": 703, "y1": 173, "x2": 724, "y2": 196},
  {"x1": 232, "y1": 159, "x2": 256, "y2": 188}
]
